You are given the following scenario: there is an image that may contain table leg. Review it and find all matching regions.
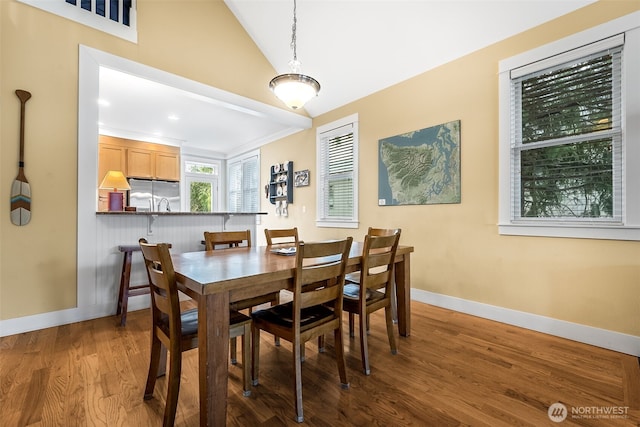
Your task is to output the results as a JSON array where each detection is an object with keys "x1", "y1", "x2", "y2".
[
  {"x1": 394, "y1": 253, "x2": 411, "y2": 336},
  {"x1": 198, "y1": 292, "x2": 230, "y2": 426}
]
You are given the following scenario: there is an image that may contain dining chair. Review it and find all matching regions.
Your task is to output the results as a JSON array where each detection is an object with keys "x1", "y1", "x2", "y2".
[
  {"x1": 203, "y1": 230, "x2": 281, "y2": 361},
  {"x1": 203, "y1": 229, "x2": 253, "y2": 250},
  {"x1": 139, "y1": 238, "x2": 252, "y2": 427},
  {"x1": 345, "y1": 227, "x2": 399, "y2": 335},
  {"x1": 251, "y1": 237, "x2": 353, "y2": 423},
  {"x1": 343, "y1": 228, "x2": 401, "y2": 375},
  {"x1": 265, "y1": 226, "x2": 328, "y2": 359},
  {"x1": 264, "y1": 227, "x2": 299, "y2": 246}
]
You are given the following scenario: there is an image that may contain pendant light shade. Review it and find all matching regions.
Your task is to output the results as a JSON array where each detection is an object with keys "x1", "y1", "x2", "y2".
[
  {"x1": 270, "y1": 0, "x2": 320, "y2": 110},
  {"x1": 270, "y1": 73, "x2": 320, "y2": 110}
]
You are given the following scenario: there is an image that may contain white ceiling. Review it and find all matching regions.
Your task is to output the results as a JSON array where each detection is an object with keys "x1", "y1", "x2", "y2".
[
  {"x1": 98, "y1": 0, "x2": 596, "y2": 155},
  {"x1": 98, "y1": 66, "x2": 310, "y2": 157}
]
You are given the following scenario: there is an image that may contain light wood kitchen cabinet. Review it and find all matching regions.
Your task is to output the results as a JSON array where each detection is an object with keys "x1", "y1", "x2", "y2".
[
  {"x1": 154, "y1": 151, "x2": 180, "y2": 181},
  {"x1": 126, "y1": 148, "x2": 180, "y2": 180},
  {"x1": 99, "y1": 135, "x2": 180, "y2": 180},
  {"x1": 98, "y1": 135, "x2": 181, "y2": 210},
  {"x1": 127, "y1": 148, "x2": 154, "y2": 179}
]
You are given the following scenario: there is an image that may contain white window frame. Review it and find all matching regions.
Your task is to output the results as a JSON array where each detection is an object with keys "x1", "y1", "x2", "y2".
[
  {"x1": 498, "y1": 11, "x2": 640, "y2": 241},
  {"x1": 227, "y1": 149, "x2": 260, "y2": 213},
  {"x1": 316, "y1": 114, "x2": 359, "y2": 229},
  {"x1": 183, "y1": 158, "x2": 221, "y2": 213},
  {"x1": 18, "y1": 0, "x2": 137, "y2": 43}
]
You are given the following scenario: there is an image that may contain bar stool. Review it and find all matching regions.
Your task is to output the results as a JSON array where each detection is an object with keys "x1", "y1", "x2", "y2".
[{"x1": 116, "y1": 244, "x2": 152, "y2": 326}]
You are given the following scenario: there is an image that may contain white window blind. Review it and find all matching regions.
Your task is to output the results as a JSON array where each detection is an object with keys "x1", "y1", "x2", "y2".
[
  {"x1": 228, "y1": 161, "x2": 242, "y2": 212},
  {"x1": 316, "y1": 115, "x2": 359, "y2": 228},
  {"x1": 242, "y1": 156, "x2": 259, "y2": 212},
  {"x1": 511, "y1": 42, "x2": 623, "y2": 222},
  {"x1": 227, "y1": 151, "x2": 259, "y2": 213}
]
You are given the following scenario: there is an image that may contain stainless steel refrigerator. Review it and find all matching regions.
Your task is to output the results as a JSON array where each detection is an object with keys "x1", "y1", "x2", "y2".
[{"x1": 128, "y1": 178, "x2": 180, "y2": 212}]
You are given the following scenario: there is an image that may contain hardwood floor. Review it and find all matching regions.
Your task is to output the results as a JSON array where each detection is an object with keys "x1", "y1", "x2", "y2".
[{"x1": 1, "y1": 302, "x2": 638, "y2": 426}]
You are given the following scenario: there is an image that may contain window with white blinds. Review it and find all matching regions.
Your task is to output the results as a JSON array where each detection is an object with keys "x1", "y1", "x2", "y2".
[
  {"x1": 498, "y1": 12, "x2": 640, "y2": 240},
  {"x1": 316, "y1": 114, "x2": 359, "y2": 228},
  {"x1": 242, "y1": 156, "x2": 259, "y2": 212},
  {"x1": 227, "y1": 151, "x2": 259, "y2": 213},
  {"x1": 512, "y1": 41, "x2": 623, "y2": 222},
  {"x1": 18, "y1": 0, "x2": 137, "y2": 43},
  {"x1": 228, "y1": 161, "x2": 242, "y2": 212}
]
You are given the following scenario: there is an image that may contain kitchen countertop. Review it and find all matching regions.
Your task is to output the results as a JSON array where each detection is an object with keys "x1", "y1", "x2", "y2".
[{"x1": 96, "y1": 211, "x2": 267, "y2": 215}]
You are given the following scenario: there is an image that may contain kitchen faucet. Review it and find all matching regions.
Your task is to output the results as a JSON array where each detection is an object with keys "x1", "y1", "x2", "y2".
[{"x1": 157, "y1": 197, "x2": 171, "y2": 212}]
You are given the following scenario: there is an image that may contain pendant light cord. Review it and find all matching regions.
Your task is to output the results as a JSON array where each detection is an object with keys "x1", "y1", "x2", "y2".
[{"x1": 290, "y1": 0, "x2": 298, "y2": 62}]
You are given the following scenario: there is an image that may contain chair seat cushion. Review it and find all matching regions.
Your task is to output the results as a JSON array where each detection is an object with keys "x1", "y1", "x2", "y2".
[
  {"x1": 180, "y1": 308, "x2": 199, "y2": 335},
  {"x1": 158, "y1": 308, "x2": 198, "y2": 336},
  {"x1": 161, "y1": 308, "x2": 250, "y2": 336},
  {"x1": 343, "y1": 288, "x2": 386, "y2": 313},
  {"x1": 343, "y1": 283, "x2": 372, "y2": 300},
  {"x1": 251, "y1": 301, "x2": 334, "y2": 328},
  {"x1": 230, "y1": 309, "x2": 252, "y2": 326},
  {"x1": 345, "y1": 272, "x2": 360, "y2": 283}
]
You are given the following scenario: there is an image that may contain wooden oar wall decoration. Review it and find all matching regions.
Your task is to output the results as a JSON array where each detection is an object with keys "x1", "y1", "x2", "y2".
[{"x1": 10, "y1": 90, "x2": 32, "y2": 226}]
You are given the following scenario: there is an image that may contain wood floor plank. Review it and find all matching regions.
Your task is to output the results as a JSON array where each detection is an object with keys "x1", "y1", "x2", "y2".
[
  {"x1": 1, "y1": 302, "x2": 638, "y2": 426},
  {"x1": 17, "y1": 367, "x2": 50, "y2": 426},
  {"x1": 622, "y1": 356, "x2": 640, "y2": 410},
  {"x1": 40, "y1": 373, "x2": 70, "y2": 426}
]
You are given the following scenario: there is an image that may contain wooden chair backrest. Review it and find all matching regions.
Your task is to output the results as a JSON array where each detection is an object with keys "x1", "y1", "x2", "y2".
[
  {"x1": 139, "y1": 238, "x2": 182, "y2": 342},
  {"x1": 264, "y1": 227, "x2": 299, "y2": 246},
  {"x1": 360, "y1": 229, "x2": 401, "y2": 296},
  {"x1": 293, "y1": 238, "x2": 353, "y2": 318},
  {"x1": 368, "y1": 227, "x2": 397, "y2": 237},
  {"x1": 204, "y1": 230, "x2": 252, "y2": 251}
]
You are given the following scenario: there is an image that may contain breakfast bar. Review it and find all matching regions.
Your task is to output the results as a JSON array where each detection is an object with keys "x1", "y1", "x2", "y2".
[{"x1": 95, "y1": 211, "x2": 266, "y2": 317}]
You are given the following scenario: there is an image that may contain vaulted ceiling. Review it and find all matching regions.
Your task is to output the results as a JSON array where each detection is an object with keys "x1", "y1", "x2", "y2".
[{"x1": 98, "y1": 0, "x2": 596, "y2": 155}]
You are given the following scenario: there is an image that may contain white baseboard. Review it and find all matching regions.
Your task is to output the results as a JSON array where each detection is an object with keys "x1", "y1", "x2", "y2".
[
  {"x1": 413, "y1": 289, "x2": 640, "y2": 357},
  {"x1": 0, "y1": 296, "x2": 150, "y2": 337},
  {"x1": 3, "y1": 290, "x2": 639, "y2": 358}
]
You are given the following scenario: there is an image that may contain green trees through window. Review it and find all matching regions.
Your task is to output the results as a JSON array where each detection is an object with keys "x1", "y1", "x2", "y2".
[
  {"x1": 514, "y1": 48, "x2": 621, "y2": 220},
  {"x1": 190, "y1": 181, "x2": 212, "y2": 212}
]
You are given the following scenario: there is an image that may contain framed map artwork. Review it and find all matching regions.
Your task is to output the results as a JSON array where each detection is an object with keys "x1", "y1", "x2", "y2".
[{"x1": 378, "y1": 120, "x2": 461, "y2": 206}]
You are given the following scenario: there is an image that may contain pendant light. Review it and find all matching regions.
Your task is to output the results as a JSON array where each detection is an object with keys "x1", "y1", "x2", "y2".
[{"x1": 269, "y1": 0, "x2": 320, "y2": 110}]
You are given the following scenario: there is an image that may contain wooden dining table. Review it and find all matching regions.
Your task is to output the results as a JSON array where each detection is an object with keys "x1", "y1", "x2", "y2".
[{"x1": 171, "y1": 242, "x2": 414, "y2": 426}]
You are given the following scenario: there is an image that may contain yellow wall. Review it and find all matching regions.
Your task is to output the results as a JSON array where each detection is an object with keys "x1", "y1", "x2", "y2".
[
  {"x1": 1, "y1": 0, "x2": 638, "y2": 340},
  {"x1": 260, "y1": 0, "x2": 640, "y2": 337},
  {"x1": 0, "y1": 0, "x2": 286, "y2": 319}
]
